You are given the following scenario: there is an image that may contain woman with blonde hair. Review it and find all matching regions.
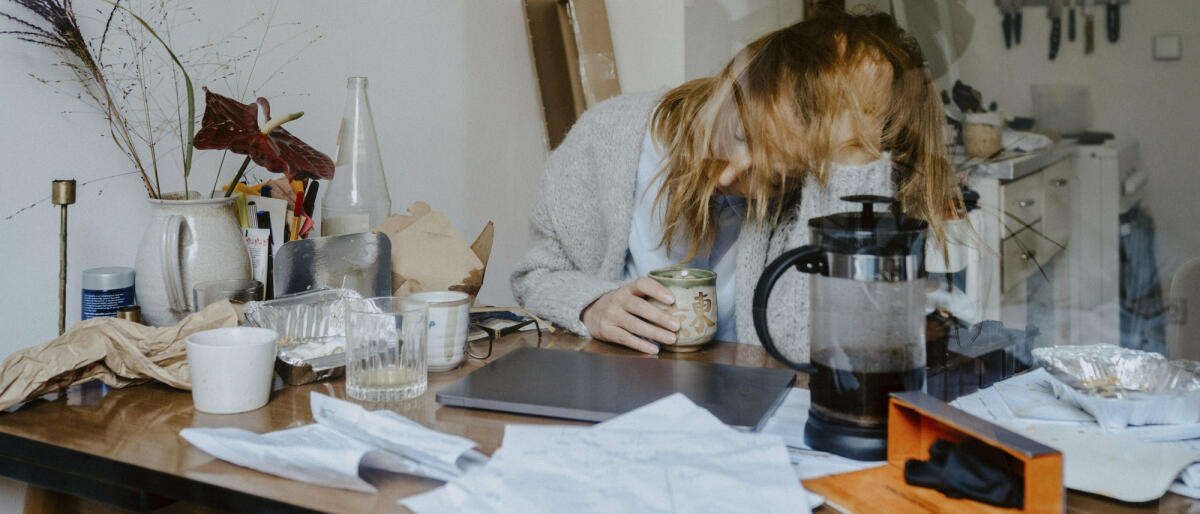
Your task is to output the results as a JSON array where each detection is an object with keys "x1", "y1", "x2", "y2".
[{"x1": 512, "y1": 11, "x2": 956, "y2": 361}]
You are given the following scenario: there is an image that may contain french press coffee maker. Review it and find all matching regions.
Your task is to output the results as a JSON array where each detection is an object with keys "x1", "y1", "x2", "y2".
[{"x1": 753, "y1": 195, "x2": 927, "y2": 461}]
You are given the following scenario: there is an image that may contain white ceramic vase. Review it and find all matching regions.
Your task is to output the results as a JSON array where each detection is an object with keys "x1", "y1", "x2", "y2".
[{"x1": 135, "y1": 194, "x2": 250, "y2": 326}]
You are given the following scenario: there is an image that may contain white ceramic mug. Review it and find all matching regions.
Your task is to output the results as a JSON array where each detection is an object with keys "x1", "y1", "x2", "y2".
[
  {"x1": 186, "y1": 327, "x2": 278, "y2": 414},
  {"x1": 402, "y1": 291, "x2": 471, "y2": 372}
]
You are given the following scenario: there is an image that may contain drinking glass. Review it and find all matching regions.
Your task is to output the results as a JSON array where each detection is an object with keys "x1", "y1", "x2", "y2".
[{"x1": 346, "y1": 297, "x2": 428, "y2": 402}]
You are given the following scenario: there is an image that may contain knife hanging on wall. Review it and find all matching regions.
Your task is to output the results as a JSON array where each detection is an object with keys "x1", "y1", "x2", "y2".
[
  {"x1": 1083, "y1": 0, "x2": 1095, "y2": 54},
  {"x1": 1068, "y1": 0, "x2": 1077, "y2": 41},
  {"x1": 1048, "y1": 0, "x2": 1063, "y2": 60},
  {"x1": 1106, "y1": 0, "x2": 1120, "y2": 42},
  {"x1": 1014, "y1": 0, "x2": 1024, "y2": 44},
  {"x1": 1000, "y1": 0, "x2": 1015, "y2": 48}
]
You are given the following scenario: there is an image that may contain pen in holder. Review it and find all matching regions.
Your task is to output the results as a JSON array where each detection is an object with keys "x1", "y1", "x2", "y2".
[{"x1": 52, "y1": 179, "x2": 76, "y2": 335}]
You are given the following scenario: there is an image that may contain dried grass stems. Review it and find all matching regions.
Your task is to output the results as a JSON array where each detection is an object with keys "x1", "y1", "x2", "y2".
[
  {"x1": 2, "y1": 0, "x2": 323, "y2": 200},
  {"x1": 2, "y1": 0, "x2": 159, "y2": 197}
]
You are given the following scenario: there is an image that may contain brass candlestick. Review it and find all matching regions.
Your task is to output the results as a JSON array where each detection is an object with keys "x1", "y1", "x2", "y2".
[{"x1": 52, "y1": 180, "x2": 76, "y2": 336}]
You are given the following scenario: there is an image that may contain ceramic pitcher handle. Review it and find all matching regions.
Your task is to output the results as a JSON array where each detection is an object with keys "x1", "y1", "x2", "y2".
[
  {"x1": 752, "y1": 246, "x2": 825, "y2": 375},
  {"x1": 161, "y1": 214, "x2": 187, "y2": 313}
]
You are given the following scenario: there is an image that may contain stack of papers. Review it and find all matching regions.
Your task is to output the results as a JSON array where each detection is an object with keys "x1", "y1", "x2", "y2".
[
  {"x1": 401, "y1": 394, "x2": 819, "y2": 513},
  {"x1": 951, "y1": 369, "x2": 1200, "y2": 502},
  {"x1": 181, "y1": 393, "x2": 486, "y2": 493}
]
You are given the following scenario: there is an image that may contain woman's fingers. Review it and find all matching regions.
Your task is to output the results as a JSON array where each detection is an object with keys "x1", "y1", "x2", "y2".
[
  {"x1": 630, "y1": 277, "x2": 675, "y2": 305},
  {"x1": 583, "y1": 291, "x2": 659, "y2": 354},
  {"x1": 579, "y1": 277, "x2": 689, "y2": 355},
  {"x1": 614, "y1": 310, "x2": 676, "y2": 345},
  {"x1": 620, "y1": 293, "x2": 680, "y2": 335},
  {"x1": 611, "y1": 328, "x2": 661, "y2": 354}
]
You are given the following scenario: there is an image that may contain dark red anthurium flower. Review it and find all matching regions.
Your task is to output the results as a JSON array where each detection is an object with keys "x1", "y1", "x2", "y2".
[{"x1": 193, "y1": 88, "x2": 334, "y2": 181}]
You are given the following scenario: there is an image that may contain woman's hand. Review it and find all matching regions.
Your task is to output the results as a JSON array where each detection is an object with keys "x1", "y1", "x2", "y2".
[{"x1": 581, "y1": 277, "x2": 681, "y2": 354}]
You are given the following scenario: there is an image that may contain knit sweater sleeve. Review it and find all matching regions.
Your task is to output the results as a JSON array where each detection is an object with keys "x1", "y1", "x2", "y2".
[
  {"x1": 509, "y1": 183, "x2": 623, "y2": 334},
  {"x1": 511, "y1": 95, "x2": 653, "y2": 334}
]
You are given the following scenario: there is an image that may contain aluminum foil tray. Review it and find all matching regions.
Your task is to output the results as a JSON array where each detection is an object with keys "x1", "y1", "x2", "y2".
[
  {"x1": 1033, "y1": 344, "x2": 1200, "y2": 428},
  {"x1": 244, "y1": 288, "x2": 363, "y2": 385}
]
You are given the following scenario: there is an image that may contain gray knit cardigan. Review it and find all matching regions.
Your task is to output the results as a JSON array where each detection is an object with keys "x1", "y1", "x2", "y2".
[{"x1": 511, "y1": 92, "x2": 892, "y2": 363}]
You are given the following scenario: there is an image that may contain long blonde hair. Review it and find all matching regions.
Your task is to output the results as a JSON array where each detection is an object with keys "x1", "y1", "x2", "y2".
[{"x1": 650, "y1": 11, "x2": 956, "y2": 262}]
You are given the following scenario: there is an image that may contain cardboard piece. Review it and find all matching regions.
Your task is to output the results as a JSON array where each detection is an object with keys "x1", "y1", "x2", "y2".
[
  {"x1": 803, "y1": 392, "x2": 1064, "y2": 513},
  {"x1": 524, "y1": 0, "x2": 621, "y2": 149},
  {"x1": 374, "y1": 202, "x2": 493, "y2": 303}
]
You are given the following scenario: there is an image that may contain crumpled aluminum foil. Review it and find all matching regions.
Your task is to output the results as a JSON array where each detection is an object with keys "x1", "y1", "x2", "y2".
[{"x1": 1032, "y1": 344, "x2": 1200, "y2": 396}]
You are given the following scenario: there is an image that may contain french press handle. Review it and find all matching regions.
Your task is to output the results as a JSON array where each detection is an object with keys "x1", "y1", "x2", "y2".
[{"x1": 752, "y1": 246, "x2": 825, "y2": 375}]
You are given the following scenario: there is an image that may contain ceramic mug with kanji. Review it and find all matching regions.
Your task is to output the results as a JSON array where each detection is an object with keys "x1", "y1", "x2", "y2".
[{"x1": 648, "y1": 267, "x2": 718, "y2": 352}]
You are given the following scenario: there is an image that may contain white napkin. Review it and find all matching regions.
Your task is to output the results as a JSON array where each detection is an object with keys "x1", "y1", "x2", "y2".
[
  {"x1": 402, "y1": 393, "x2": 815, "y2": 513},
  {"x1": 1045, "y1": 375, "x2": 1200, "y2": 430},
  {"x1": 952, "y1": 374, "x2": 1200, "y2": 502},
  {"x1": 1014, "y1": 424, "x2": 1199, "y2": 503},
  {"x1": 991, "y1": 368, "x2": 1094, "y2": 422},
  {"x1": 964, "y1": 369, "x2": 1200, "y2": 441},
  {"x1": 180, "y1": 392, "x2": 485, "y2": 492}
]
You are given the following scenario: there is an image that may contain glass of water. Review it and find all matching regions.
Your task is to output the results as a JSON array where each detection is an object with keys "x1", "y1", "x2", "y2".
[{"x1": 346, "y1": 297, "x2": 428, "y2": 402}]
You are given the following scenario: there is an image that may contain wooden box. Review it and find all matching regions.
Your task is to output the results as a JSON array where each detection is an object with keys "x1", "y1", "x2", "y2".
[{"x1": 802, "y1": 392, "x2": 1063, "y2": 513}]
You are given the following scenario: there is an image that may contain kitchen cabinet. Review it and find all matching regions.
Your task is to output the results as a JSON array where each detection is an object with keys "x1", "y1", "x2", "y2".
[
  {"x1": 1001, "y1": 221, "x2": 1045, "y2": 294},
  {"x1": 963, "y1": 139, "x2": 1135, "y2": 346},
  {"x1": 1066, "y1": 139, "x2": 1140, "y2": 346}
]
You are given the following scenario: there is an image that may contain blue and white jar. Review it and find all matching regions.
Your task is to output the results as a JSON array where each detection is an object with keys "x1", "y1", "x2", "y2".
[{"x1": 82, "y1": 267, "x2": 136, "y2": 320}]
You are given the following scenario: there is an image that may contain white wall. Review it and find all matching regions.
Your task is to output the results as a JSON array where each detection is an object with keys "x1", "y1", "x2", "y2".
[
  {"x1": 953, "y1": 0, "x2": 1200, "y2": 285},
  {"x1": 607, "y1": 0, "x2": 803, "y2": 94},
  {"x1": 684, "y1": 0, "x2": 803, "y2": 81},
  {"x1": 606, "y1": 0, "x2": 686, "y2": 93},
  {"x1": 0, "y1": 1, "x2": 546, "y2": 353}
]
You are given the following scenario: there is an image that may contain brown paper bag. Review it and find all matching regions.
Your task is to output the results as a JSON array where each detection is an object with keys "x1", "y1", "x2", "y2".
[
  {"x1": 374, "y1": 202, "x2": 494, "y2": 302},
  {"x1": 0, "y1": 301, "x2": 239, "y2": 411}
]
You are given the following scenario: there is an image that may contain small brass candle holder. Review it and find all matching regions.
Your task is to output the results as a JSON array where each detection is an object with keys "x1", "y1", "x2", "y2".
[{"x1": 52, "y1": 179, "x2": 76, "y2": 336}]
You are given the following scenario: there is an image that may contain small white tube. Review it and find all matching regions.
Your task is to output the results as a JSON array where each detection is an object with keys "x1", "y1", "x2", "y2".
[{"x1": 242, "y1": 228, "x2": 271, "y2": 286}]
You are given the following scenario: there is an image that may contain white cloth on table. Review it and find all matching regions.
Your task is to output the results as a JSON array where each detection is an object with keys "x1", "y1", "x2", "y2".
[{"x1": 951, "y1": 370, "x2": 1200, "y2": 501}]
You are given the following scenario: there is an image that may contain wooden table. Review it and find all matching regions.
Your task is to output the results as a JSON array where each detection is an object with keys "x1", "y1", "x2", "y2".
[{"x1": 0, "y1": 331, "x2": 1191, "y2": 513}]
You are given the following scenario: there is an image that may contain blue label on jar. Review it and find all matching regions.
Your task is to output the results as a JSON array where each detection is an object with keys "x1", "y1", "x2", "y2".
[{"x1": 82, "y1": 287, "x2": 136, "y2": 320}]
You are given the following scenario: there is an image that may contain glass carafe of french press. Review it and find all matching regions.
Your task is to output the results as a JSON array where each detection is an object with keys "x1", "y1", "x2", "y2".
[{"x1": 753, "y1": 195, "x2": 927, "y2": 461}]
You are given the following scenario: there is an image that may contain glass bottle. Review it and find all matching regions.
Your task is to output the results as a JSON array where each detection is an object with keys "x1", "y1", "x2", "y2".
[{"x1": 322, "y1": 76, "x2": 392, "y2": 236}]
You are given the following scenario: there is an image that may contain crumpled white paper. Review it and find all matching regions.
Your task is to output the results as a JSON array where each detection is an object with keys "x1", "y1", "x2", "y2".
[
  {"x1": 401, "y1": 393, "x2": 813, "y2": 513},
  {"x1": 180, "y1": 392, "x2": 486, "y2": 492},
  {"x1": 309, "y1": 392, "x2": 484, "y2": 481},
  {"x1": 180, "y1": 424, "x2": 382, "y2": 492}
]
